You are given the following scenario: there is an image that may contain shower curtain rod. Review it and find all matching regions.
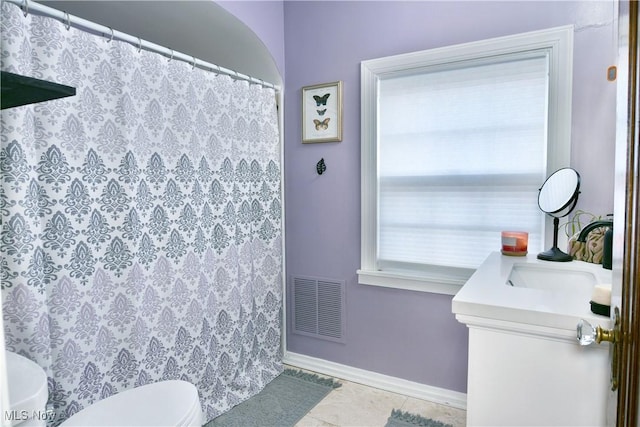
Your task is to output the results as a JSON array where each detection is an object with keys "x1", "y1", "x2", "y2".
[{"x1": 3, "y1": 0, "x2": 281, "y2": 92}]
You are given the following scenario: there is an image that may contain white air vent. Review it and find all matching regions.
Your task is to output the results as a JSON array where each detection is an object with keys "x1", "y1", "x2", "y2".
[{"x1": 291, "y1": 276, "x2": 345, "y2": 343}]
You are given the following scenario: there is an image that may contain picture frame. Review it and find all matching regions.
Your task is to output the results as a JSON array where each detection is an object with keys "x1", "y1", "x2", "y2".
[{"x1": 302, "y1": 81, "x2": 343, "y2": 143}]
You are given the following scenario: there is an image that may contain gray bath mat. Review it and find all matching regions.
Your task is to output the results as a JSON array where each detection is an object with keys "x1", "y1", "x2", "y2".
[
  {"x1": 385, "y1": 409, "x2": 453, "y2": 427},
  {"x1": 205, "y1": 369, "x2": 341, "y2": 427}
]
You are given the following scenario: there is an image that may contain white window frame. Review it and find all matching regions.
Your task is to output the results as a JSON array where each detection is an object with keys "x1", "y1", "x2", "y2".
[{"x1": 358, "y1": 26, "x2": 574, "y2": 295}]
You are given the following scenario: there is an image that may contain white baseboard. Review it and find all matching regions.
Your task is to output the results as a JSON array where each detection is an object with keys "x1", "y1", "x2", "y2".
[{"x1": 283, "y1": 351, "x2": 467, "y2": 410}]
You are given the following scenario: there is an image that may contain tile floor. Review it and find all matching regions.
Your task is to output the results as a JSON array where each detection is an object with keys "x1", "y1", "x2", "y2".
[{"x1": 290, "y1": 369, "x2": 467, "y2": 427}]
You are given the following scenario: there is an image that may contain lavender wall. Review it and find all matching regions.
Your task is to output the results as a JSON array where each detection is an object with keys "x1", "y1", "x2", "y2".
[
  {"x1": 216, "y1": 1, "x2": 286, "y2": 82},
  {"x1": 283, "y1": 1, "x2": 616, "y2": 393}
]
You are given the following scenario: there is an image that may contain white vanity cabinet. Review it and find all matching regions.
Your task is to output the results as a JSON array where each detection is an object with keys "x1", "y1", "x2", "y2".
[{"x1": 452, "y1": 252, "x2": 612, "y2": 426}]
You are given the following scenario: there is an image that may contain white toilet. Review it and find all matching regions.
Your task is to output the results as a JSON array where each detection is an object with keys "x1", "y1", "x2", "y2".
[
  {"x1": 60, "y1": 380, "x2": 203, "y2": 427},
  {"x1": 5, "y1": 351, "x2": 49, "y2": 427},
  {"x1": 5, "y1": 351, "x2": 203, "y2": 427}
]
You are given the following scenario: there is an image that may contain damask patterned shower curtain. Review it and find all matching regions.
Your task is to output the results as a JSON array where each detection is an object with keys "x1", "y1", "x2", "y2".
[{"x1": 0, "y1": 2, "x2": 283, "y2": 424}]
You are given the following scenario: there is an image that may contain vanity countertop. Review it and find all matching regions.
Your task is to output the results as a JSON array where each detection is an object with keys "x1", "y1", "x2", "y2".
[{"x1": 452, "y1": 252, "x2": 613, "y2": 332}]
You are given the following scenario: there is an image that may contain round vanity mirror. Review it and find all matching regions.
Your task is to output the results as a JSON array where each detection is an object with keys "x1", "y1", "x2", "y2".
[
  {"x1": 537, "y1": 168, "x2": 580, "y2": 262},
  {"x1": 538, "y1": 167, "x2": 581, "y2": 217}
]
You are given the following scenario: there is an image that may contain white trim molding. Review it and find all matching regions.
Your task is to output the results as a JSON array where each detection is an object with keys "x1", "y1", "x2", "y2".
[
  {"x1": 283, "y1": 351, "x2": 467, "y2": 410},
  {"x1": 356, "y1": 269, "x2": 464, "y2": 295}
]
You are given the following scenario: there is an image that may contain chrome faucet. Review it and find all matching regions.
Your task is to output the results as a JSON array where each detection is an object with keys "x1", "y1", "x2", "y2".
[{"x1": 577, "y1": 219, "x2": 613, "y2": 270}]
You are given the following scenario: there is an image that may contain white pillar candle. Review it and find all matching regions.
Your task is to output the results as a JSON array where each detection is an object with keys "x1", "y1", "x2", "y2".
[{"x1": 591, "y1": 284, "x2": 612, "y2": 306}]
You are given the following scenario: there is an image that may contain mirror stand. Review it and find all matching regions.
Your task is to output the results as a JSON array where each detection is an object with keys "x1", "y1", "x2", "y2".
[
  {"x1": 537, "y1": 217, "x2": 573, "y2": 262},
  {"x1": 537, "y1": 168, "x2": 580, "y2": 262}
]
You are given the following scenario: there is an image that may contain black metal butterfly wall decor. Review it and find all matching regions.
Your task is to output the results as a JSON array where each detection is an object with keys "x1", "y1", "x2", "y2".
[{"x1": 316, "y1": 158, "x2": 327, "y2": 175}]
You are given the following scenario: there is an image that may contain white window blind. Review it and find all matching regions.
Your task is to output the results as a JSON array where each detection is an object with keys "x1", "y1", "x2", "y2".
[
  {"x1": 359, "y1": 26, "x2": 573, "y2": 294},
  {"x1": 377, "y1": 54, "x2": 549, "y2": 271}
]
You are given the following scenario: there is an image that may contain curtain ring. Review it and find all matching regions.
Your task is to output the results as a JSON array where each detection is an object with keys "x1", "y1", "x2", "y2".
[
  {"x1": 22, "y1": 0, "x2": 29, "y2": 17},
  {"x1": 137, "y1": 37, "x2": 142, "y2": 52},
  {"x1": 106, "y1": 27, "x2": 114, "y2": 42},
  {"x1": 168, "y1": 49, "x2": 174, "y2": 62},
  {"x1": 191, "y1": 56, "x2": 197, "y2": 69},
  {"x1": 64, "y1": 12, "x2": 71, "y2": 30}
]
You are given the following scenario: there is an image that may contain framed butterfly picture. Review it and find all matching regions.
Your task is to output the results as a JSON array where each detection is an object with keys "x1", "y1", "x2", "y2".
[{"x1": 302, "y1": 81, "x2": 343, "y2": 143}]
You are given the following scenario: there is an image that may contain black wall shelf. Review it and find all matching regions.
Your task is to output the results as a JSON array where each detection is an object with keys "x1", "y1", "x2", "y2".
[{"x1": 1, "y1": 71, "x2": 76, "y2": 110}]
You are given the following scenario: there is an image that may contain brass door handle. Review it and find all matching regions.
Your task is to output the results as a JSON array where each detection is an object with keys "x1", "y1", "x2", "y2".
[{"x1": 577, "y1": 307, "x2": 620, "y2": 390}]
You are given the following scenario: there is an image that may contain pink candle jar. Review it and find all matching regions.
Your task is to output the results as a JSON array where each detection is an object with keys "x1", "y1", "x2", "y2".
[{"x1": 501, "y1": 231, "x2": 528, "y2": 256}]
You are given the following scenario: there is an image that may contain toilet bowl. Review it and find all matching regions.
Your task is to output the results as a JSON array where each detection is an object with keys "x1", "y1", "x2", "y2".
[
  {"x1": 5, "y1": 351, "x2": 49, "y2": 427},
  {"x1": 60, "y1": 380, "x2": 203, "y2": 427}
]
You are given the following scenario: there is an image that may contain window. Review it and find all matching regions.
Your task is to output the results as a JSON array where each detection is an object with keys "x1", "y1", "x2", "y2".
[{"x1": 358, "y1": 26, "x2": 573, "y2": 295}]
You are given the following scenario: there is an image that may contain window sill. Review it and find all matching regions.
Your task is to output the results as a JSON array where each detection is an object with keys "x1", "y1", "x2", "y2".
[{"x1": 357, "y1": 269, "x2": 470, "y2": 296}]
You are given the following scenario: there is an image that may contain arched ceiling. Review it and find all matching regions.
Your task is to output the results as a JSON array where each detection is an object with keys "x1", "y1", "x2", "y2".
[{"x1": 39, "y1": 0, "x2": 282, "y2": 86}]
